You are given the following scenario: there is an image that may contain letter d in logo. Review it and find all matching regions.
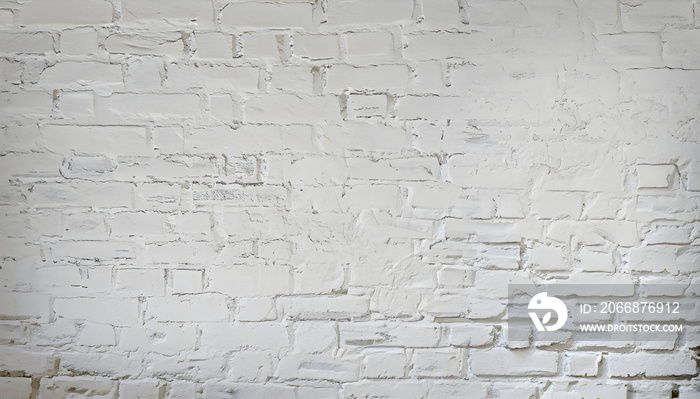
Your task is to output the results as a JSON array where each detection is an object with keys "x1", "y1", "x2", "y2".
[{"x1": 528, "y1": 292, "x2": 568, "y2": 332}]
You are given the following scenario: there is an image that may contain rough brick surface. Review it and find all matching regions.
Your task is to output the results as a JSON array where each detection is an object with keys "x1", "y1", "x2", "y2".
[{"x1": 0, "y1": 0, "x2": 698, "y2": 396}]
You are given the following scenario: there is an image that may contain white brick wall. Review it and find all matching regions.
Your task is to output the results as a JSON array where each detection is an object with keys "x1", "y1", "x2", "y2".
[{"x1": 1, "y1": 0, "x2": 699, "y2": 398}]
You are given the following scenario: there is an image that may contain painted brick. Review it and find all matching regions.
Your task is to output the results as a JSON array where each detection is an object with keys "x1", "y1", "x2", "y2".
[
  {"x1": 105, "y1": 33, "x2": 184, "y2": 56},
  {"x1": 146, "y1": 294, "x2": 229, "y2": 322},
  {"x1": 326, "y1": 64, "x2": 410, "y2": 93},
  {"x1": 122, "y1": 0, "x2": 214, "y2": 27},
  {"x1": 327, "y1": 0, "x2": 414, "y2": 25},
  {"x1": 0, "y1": 0, "x2": 698, "y2": 395},
  {"x1": 220, "y1": 2, "x2": 313, "y2": 30},
  {"x1": 21, "y1": 0, "x2": 112, "y2": 25},
  {"x1": 294, "y1": 34, "x2": 340, "y2": 60},
  {"x1": 54, "y1": 297, "x2": 138, "y2": 326},
  {"x1": 60, "y1": 28, "x2": 99, "y2": 55},
  {"x1": 0, "y1": 377, "x2": 32, "y2": 399},
  {"x1": 471, "y1": 349, "x2": 558, "y2": 376},
  {"x1": 608, "y1": 351, "x2": 697, "y2": 378},
  {"x1": 245, "y1": 94, "x2": 341, "y2": 124}
]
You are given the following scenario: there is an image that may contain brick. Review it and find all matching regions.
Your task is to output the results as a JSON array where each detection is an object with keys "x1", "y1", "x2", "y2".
[
  {"x1": 34, "y1": 265, "x2": 110, "y2": 295},
  {"x1": 119, "y1": 324, "x2": 197, "y2": 355},
  {"x1": 242, "y1": 33, "x2": 279, "y2": 59},
  {"x1": 405, "y1": 32, "x2": 507, "y2": 60},
  {"x1": 119, "y1": 380, "x2": 165, "y2": 399},
  {"x1": 208, "y1": 265, "x2": 291, "y2": 297},
  {"x1": 293, "y1": 321, "x2": 338, "y2": 354},
  {"x1": 0, "y1": 9, "x2": 13, "y2": 28},
  {"x1": 566, "y1": 352, "x2": 601, "y2": 377},
  {"x1": 270, "y1": 66, "x2": 313, "y2": 94},
  {"x1": 227, "y1": 350, "x2": 272, "y2": 382},
  {"x1": 446, "y1": 325, "x2": 494, "y2": 347},
  {"x1": 60, "y1": 352, "x2": 141, "y2": 377},
  {"x1": 420, "y1": 0, "x2": 465, "y2": 28},
  {"x1": 61, "y1": 27, "x2": 99, "y2": 55},
  {"x1": 529, "y1": 244, "x2": 569, "y2": 271},
  {"x1": 236, "y1": 297, "x2": 277, "y2": 321},
  {"x1": 105, "y1": 33, "x2": 184, "y2": 56},
  {"x1": 437, "y1": 266, "x2": 474, "y2": 288},
  {"x1": 166, "y1": 63, "x2": 259, "y2": 91},
  {"x1": 621, "y1": 0, "x2": 693, "y2": 31},
  {"x1": 340, "y1": 322, "x2": 441, "y2": 348},
  {"x1": 62, "y1": 213, "x2": 108, "y2": 240},
  {"x1": 122, "y1": 0, "x2": 214, "y2": 27},
  {"x1": 397, "y1": 95, "x2": 469, "y2": 121},
  {"x1": 116, "y1": 268, "x2": 165, "y2": 296},
  {"x1": 531, "y1": 191, "x2": 584, "y2": 219},
  {"x1": 77, "y1": 323, "x2": 115, "y2": 346},
  {"x1": 410, "y1": 348, "x2": 462, "y2": 377},
  {"x1": 542, "y1": 382, "x2": 627, "y2": 399},
  {"x1": 282, "y1": 296, "x2": 369, "y2": 320},
  {"x1": 608, "y1": 351, "x2": 697, "y2": 377},
  {"x1": 277, "y1": 353, "x2": 360, "y2": 382},
  {"x1": 192, "y1": 184, "x2": 285, "y2": 207},
  {"x1": 57, "y1": 92, "x2": 95, "y2": 121},
  {"x1": 347, "y1": 157, "x2": 439, "y2": 181},
  {"x1": 54, "y1": 297, "x2": 138, "y2": 326},
  {"x1": 346, "y1": 31, "x2": 397, "y2": 63},
  {"x1": 327, "y1": 0, "x2": 414, "y2": 25},
  {"x1": 39, "y1": 61, "x2": 122, "y2": 88},
  {"x1": 596, "y1": 33, "x2": 662, "y2": 67},
  {"x1": 38, "y1": 377, "x2": 116, "y2": 399},
  {"x1": 152, "y1": 126, "x2": 183, "y2": 154},
  {"x1": 471, "y1": 349, "x2": 558, "y2": 376},
  {"x1": 0, "y1": 377, "x2": 32, "y2": 399},
  {"x1": 297, "y1": 386, "x2": 341, "y2": 398},
  {"x1": 629, "y1": 245, "x2": 681, "y2": 274},
  {"x1": 664, "y1": 29, "x2": 700, "y2": 68},
  {"x1": 620, "y1": 69, "x2": 700, "y2": 95},
  {"x1": 0, "y1": 346, "x2": 55, "y2": 376},
  {"x1": 0, "y1": 91, "x2": 53, "y2": 116},
  {"x1": 491, "y1": 383, "x2": 538, "y2": 399},
  {"x1": 294, "y1": 34, "x2": 340, "y2": 60},
  {"x1": 0, "y1": 31, "x2": 55, "y2": 53},
  {"x1": 125, "y1": 59, "x2": 163, "y2": 89},
  {"x1": 0, "y1": 59, "x2": 22, "y2": 86},
  {"x1": 343, "y1": 380, "x2": 428, "y2": 399},
  {"x1": 146, "y1": 294, "x2": 229, "y2": 322},
  {"x1": 427, "y1": 382, "x2": 489, "y2": 399},
  {"x1": 28, "y1": 182, "x2": 133, "y2": 208},
  {"x1": 200, "y1": 323, "x2": 289, "y2": 351},
  {"x1": 578, "y1": 247, "x2": 615, "y2": 272},
  {"x1": 0, "y1": 152, "x2": 63, "y2": 181},
  {"x1": 166, "y1": 381, "x2": 196, "y2": 399},
  {"x1": 347, "y1": 94, "x2": 388, "y2": 118},
  {"x1": 320, "y1": 123, "x2": 411, "y2": 152},
  {"x1": 22, "y1": 0, "x2": 112, "y2": 25},
  {"x1": 0, "y1": 292, "x2": 50, "y2": 322},
  {"x1": 326, "y1": 65, "x2": 409, "y2": 93},
  {"x1": 203, "y1": 382, "x2": 295, "y2": 399},
  {"x1": 194, "y1": 32, "x2": 234, "y2": 58},
  {"x1": 637, "y1": 164, "x2": 678, "y2": 188},
  {"x1": 95, "y1": 93, "x2": 201, "y2": 122},
  {"x1": 370, "y1": 288, "x2": 421, "y2": 317},
  {"x1": 221, "y1": 2, "x2": 313, "y2": 29},
  {"x1": 245, "y1": 94, "x2": 340, "y2": 124},
  {"x1": 420, "y1": 295, "x2": 505, "y2": 319},
  {"x1": 171, "y1": 269, "x2": 203, "y2": 294},
  {"x1": 109, "y1": 212, "x2": 168, "y2": 237},
  {"x1": 363, "y1": 349, "x2": 407, "y2": 378}
]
